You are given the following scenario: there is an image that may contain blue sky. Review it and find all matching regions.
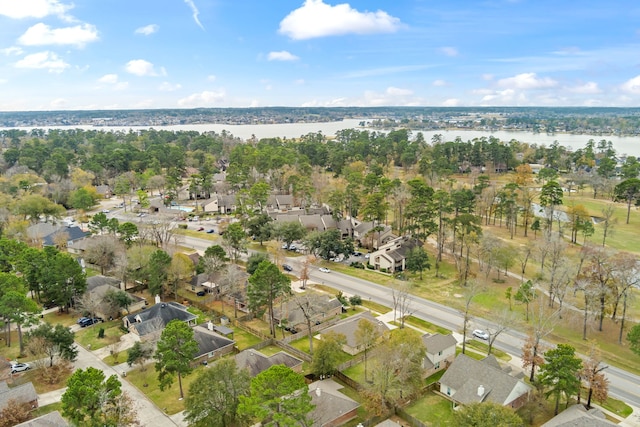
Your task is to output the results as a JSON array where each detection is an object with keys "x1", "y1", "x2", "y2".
[{"x1": 2, "y1": 0, "x2": 640, "y2": 111}]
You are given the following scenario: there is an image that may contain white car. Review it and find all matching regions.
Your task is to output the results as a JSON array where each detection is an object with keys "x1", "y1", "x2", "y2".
[
  {"x1": 10, "y1": 362, "x2": 31, "y2": 374},
  {"x1": 472, "y1": 329, "x2": 489, "y2": 340},
  {"x1": 319, "y1": 267, "x2": 331, "y2": 273}
]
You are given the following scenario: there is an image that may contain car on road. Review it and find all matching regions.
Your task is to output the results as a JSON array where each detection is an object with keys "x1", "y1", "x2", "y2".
[
  {"x1": 319, "y1": 267, "x2": 331, "y2": 273},
  {"x1": 282, "y1": 264, "x2": 293, "y2": 272},
  {"x1": 10, "y1": 362, "x2": 30, "y2": 374},
  {"x1": 472, "y1": 329, "x2": 489, "y2": 340},
  {"x1": 206, "y1": 229, "x2": 215, "y2": 233},
  {"x1": 102, "y1": 209, "x2": 110, "y2": 213},
  {"x1": 364, "y1": 253, "x2": 370, "y2": 259},
  {"x1": 197, "y1": 227, "x2": 205, "y2": 231},
  {"x1": 288, "y1": 245, "x2": 297, "y2": 251}
]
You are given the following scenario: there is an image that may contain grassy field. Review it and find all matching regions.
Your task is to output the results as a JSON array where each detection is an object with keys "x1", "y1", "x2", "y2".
[
  {"x1": 404, "y1": 392, "x2": 455, "y2": 426},
  {"x1": 74, "y1": 320, "x2": 127, "y2": 351}
]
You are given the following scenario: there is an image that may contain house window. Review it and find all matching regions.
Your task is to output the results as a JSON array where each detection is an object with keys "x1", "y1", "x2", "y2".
[{"x1": 435, "y1": 362, "x2": 440, "y2": 369}]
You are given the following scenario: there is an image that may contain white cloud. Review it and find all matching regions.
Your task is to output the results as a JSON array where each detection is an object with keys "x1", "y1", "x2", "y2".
[
  {"x1": 566, "y1": 82, "x2": 600, "y2": 94},
  {"x1": 125, "y1": 59, "x2": 159, "y2": 76},
  {"x1": 135, "y1": 24, "x2": 159, "y2": 36},
  {"x1": 442, "y1": 98, "x2": 460, "y2": 107},
  {"x1": 279, "y1": 0, "x2": 402, "y2": 40},
  {"x1": 267, "y1": 51, "x2": 299, "y2": 61},
  {"x1": 0, "y1": 0, "x2": 72, "y2": 19},
  {"x1": 50, "y1": 98, "x2": 67, "y2": 108},
  {"x1": 342, "y1": 64, "x2": 431, "y2": 79},
  {"x1": 496, "y1": 73, "x2": 557, "y2": 90},
  {"x1": 18, "y1": 23, "x2": 99, "y2": 48},
  {"x1": 207, "y1": 75, "x2": 217, "y2": 81},
  {"x1": 98, "y1": 74, "x2": 118, "y2": 84},
  {"x1": 438, "y1": 46, "x2": 458, "y2": 57},
  {"x1": 432, "y1": 79, "x2": 447, "y2": 87},
  {"x1": 177, "y1": 90, "x2": 226, "y2": 107},
  {"x1": 159, "y1": 81, "x2": 182, "y2": 91},
  {"x1": 386, "y1": 86, "x2": 412, "y2": 96},
  {"x1": 482, "y1": 73, "x2": 494, "y2": 81},
  {"x1": 620, "y1": 76, "x2": 640, "y2": 95},
  {"x1": 15, "y1": 51, "x2": 69, "y2": 73},
  {"x1": 184, "y1": 0, "x2": 204, "y2": 30},
  {"x1": 0, "y1": 47, "x2": 23, "y2": 56},
  {"x1": 294, "y1": 79, "x2": 305, "y2": 85}
]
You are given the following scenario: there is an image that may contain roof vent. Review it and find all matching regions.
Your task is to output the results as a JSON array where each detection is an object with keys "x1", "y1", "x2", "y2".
[{"x1": 477, "y1": 385, "x2": 485, "y2": 397}]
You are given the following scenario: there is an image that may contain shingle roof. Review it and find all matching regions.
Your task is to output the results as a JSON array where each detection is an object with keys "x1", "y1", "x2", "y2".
[
  {"x1": 86, "y1": 275, "x2": 121, "y2": 291},
  {"x1": 0, "y1": 381, "x2": 37, "y2": 411},
  {"x1": 540, "y1": 404, "x2": 617, "y2": 427},
  {"x1": 308, "y1": 380, "x2": 360, "y2": 427},
  {"x1": 422, "y1": 333, "x2": 458, "y2": 354},
  {"x1": 124, "y1": 301, "x2": 196, "y2": 337},
  {"x1": 235, "y1": 349, "x2": 303, "y2": 377},
  {"x1": 272, "y1": 296, "x2": 342, "y2": 326},
  {"x1": 439, "y1": 354, "x2": 532, "y2": 407},
  {"x1": 42, "y1": 226, "x2": 87, "y2": 246},
  {"x1": 321, "y1": 311, "x2": 389, "y2": 349},
  {"x1": 15, "y1": 411, "x2": 68, "y2": 427},
  {"x1": 192, "y1": 324, "x2": 235, "y2": 358}
]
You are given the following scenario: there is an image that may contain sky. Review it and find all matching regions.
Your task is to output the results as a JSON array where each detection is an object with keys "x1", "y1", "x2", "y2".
[{"x1": 2, "y1": 0, "x2": 640, "y2": 111}]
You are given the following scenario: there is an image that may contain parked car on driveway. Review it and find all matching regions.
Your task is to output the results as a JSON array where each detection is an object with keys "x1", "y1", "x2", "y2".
[
  {"x1": 472, "y1": 329, "x2": 489, "y2": 340},
  {"x1": 10, "y1": 362, "x2": 30, "y2": 374},
  {"x1": 196, "y1": 290, "x2": 206, "y2": 296},
  {"x1": 79, "y1": 317, "x2": 103, "y2": 328}
]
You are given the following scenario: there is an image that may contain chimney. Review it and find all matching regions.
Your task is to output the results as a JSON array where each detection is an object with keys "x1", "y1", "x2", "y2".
[
  {"x1": 207, "y1": 320, "x2": 214, "y2": 331},
  {"x1": 315, "y1": 387, "x2": 321, "y2": 397},
  {"x1": 477, "y1": 385, "x2": 485, "y2": 397},
  {"x1": 155, "y1": 295, "x2": 161, "y2": 304}
]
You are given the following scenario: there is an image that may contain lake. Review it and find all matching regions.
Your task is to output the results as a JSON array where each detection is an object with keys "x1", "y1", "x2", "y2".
[{"x1": 3, "y1": 119, "x2": 640, "y2": 156}]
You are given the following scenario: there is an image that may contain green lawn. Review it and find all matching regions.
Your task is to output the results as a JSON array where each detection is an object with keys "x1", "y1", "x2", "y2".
[
  {"x1": 74, "y1": 320, "x2": 127, "y2": 351},
  {"x1": 404, "y1": 392, "x2": 455, "y2": 426}
]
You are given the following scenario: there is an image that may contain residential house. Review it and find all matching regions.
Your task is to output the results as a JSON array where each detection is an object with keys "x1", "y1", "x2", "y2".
[
  {"x1": 421, "y1": 333, "x2": 457, "y2": 377},
  {"x1": 266, "y1": 194, "x2": 295, "y2": 211},
  {"x1": 308, "y1": 379, "x2": 360, "y2": 427},
  {"x1": 0, "y1": 381, "x2": 38, "y2": 412},
  {"x1": 123, "y1": 300, "x2": 197, "y2": 341},
  {"x1": 192, "y1": 322, "x2": 236, "y2": 363},
  {"x1": 15, "y1": 411, "x2": 68, "y2": 427},
  {"x1": 235, "y1": 349, "x2": 303, "y2": 377},
  {"x1": 540, "y1": 404, "x2": 617, "y2": 427},
  {"x1": 368, "y1": 236, "x2": 422, "y2": 273},
  {"x1": 95, "y1": 184, "x2": 112, "y2": 199},
  {"x1": 439, "y1": 354, "x2": 532, "y2": 410},
  {"x1": 202, "y1": 194, "x2": 238, "y2": 214},
  {"x1": 84, "y1": 275, "x2": 146, "y2": 319},
  {"x1": 26, "y1": 223, "x2": 87, "y2": 248},
  {"x1": 271, "y1": 296, "x2": 343, "y2": 330},
  {"x1": 320, "y1": 312, "x2": 390, "y2": 355},
  {"x1": 353, "y1": 220, "x2": 394, "y2": 249}
]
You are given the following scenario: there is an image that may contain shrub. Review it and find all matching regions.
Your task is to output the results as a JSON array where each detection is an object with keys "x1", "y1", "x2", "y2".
[
  {"x1": 336, "y1": 291, "x2": 348, "y2": 305},
  {"x1": 366, "y1": 263, "x2": 375, "y2": 270},
  {"x1": 380, "y1": 268, "x2": 388, "y2": 273},
  {"x1": 98, "y1": 328, "x2": 105, "y2": 339},
  {"x1": 178, "y1": 224, "x2": 188, "y2": 229},
  {"x1": 350, "y1": 262, "x2": 364, "y2": 269},
  {"x1": 349, "y1": 295, "x2": 362, "y2": 306}
]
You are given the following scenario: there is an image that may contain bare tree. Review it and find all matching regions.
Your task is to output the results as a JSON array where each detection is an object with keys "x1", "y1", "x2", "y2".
[
  {"x1": 574, "y1": 277, "x2": 599, "y2": 341},
  {"x1": 291, "y1": 293, "x2": 323, "y2": 355},
  {"x1": 545, "y1": 236, "x2": 567, "y2": 307},
  {"x1": 145, "y1": 219, "x2": 180, "y2": 249},
  {"x1": 600, "y1": 205, "x2": 617, "y2": 247},
  {"x1": 580, "y1": 342, "x2": 609, "y2": 409},
  {"x1": 581, "y1": 245, "x2": 616, "y2": 332},
  {"x1": 483, "y1": 309, "x2": 516, "y2": 355},
  {"x1": 523, "y1": 300, "x2": 558, "y2": 382},
  {"x1": 610, "y1": 252, "x2": 640, "y2": 343},
  {"x1": 299, "y1": 256, "x2": 312, "y2": 289},
  {"x1": 390, "y1": 280, "x2": 413, "y2": 328},
  {"x1": 84, "y1": 235, "x2": 125, "y2": 275},
  {"x1": 461, "y1": 282, "x2": 482, "y2": 355},
  {"x1": 217, "y1": 264, "x2": 245, "y2": 316},
  {"x1": 75, "y1": 292, "x2": 103, "y2": 319},
  {"x1": 516, "y1": 240, "x2": 535, "y2": 281}
]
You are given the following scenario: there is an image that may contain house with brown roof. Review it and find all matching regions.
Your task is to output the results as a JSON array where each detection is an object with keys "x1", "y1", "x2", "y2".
[
  {"x1": 540, "y1": 404, "x2": 617, "y2": 427},
  {"x1": 439, "y1": 354, "x2": 532, "y2": 410},
  {"x1": 320, "y1": 311, "x2": 390, "y2": 355},
  {"x1": 422, "y1": 333, "x2": 457, "y2": 377},
  {"x1": 0, "y1": 381, "x2": 38, "y2": 412},
  {"x1": 235, "y1": 349, "x2": 303, "y2": 377},
  {"x1": 368, "y1": 236, "x2": 422, "y2": 273},
  {"x1": 15, "y1": 411, "x2": 68, "y2": 427},
  {"x1": 123, "y1": 300, "x2": 197, "y2": 341},
  {"x1": 308, "y1": 379, "x2": 360, "y2": 427}
]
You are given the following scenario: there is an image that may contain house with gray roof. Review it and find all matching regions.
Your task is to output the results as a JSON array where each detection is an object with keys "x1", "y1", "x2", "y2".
[
  {"x1": 439, "y1": 353, "x2": 532, "y2": 410},
  {"x1": 235, "y1": 349, "x2": 303, "y2": 377},
  {"x1": 320, "y1": 311, "x2": 390, "y2": 355},
  {"x1": 192, "y1": 322, "x2": 236, "y2": 363},
  {"x1": 271, "y1": 295, "x2": 343, "y2": 330},
  {"x1": 0, "y1": 381, "x2": 38, "y2": 412},
  {"x1": 123, "y1": 301, "x2": 197, "y2": 341},
  {"x1": 308, "y1": 379, "x2": 360, "y2": 427},
  {"x1": 540, "y1": 404, "x2": 617, "y2": 427},
  {"x1": 422, "y1": 333, "x2": 457, "y2": 377},
  {"x1": 27, "y1": 223, "x2": 87, "y2": 248},
  {"x1": 368, "y1": 236, "x2": 422, "y2": 273},
  {"x1": 84, "y1": 275, "x2": 146, "y2": 319},
  {"x1": 15, "y1": 411, "x2": 68, "y2": 427}
]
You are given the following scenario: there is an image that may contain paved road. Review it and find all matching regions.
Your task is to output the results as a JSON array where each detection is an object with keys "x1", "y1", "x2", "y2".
[{"x1": 299, "y1": 261, "x2": 640, "y2": 411}]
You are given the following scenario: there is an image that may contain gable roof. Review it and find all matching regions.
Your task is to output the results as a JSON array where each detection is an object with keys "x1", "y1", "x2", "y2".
[
  {"x1": 308, "y1": 379, "x2": 360, "y2": 427},
  {"x1": 123, "y1": 301, "x2": 196, "y2": 337},
  {"x1": 192, "y1": 324, "x2": 235, "y2": 358},
  {"x1": 422, "y1": 333, "x2": 458, "y2": 354},
  {"x1": 42, "y1": 225, "x2": 88, "y2": 246},
  {"x1": 321, "y1": 311, "x2": 389, "y2": 349},
  {"x1": 86, "y1": 275, "x2": 121, "y2": 291},
  {"x1": 272, "y1": 296, "x2": 342, "y2": 326},
  {"x1": 0, "y1": 381, "x2": 37, "y2": 411},
  {"x1": 439, "y1": 354, "x2": 532, "y2": 407},
  {"x1": 15, "y1": 411, "x2": 68, "y2": 427},
  {"x1": 235, "y1": 349, "x2": 303, "y2": 377},
  {"x1": 541, "y1": 404, "x2": 617, "y2": 427}
]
